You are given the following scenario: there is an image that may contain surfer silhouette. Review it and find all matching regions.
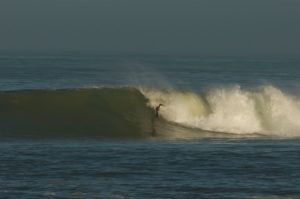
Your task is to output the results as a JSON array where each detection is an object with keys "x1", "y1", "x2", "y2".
[
  {"x1": 151, "y1": 104, "x2": 164, "y2": 137},
  {"x1": 155, "y1": 104, "x2": 164, "y2": 118},
  {"x1": 151, "y1": 104, "x2": 164, "y2": 136}
]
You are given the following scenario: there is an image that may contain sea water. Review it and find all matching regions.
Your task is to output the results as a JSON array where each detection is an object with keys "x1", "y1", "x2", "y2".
[{"x1": 0, "y1": 54, "x2": 299, "y2": 198}]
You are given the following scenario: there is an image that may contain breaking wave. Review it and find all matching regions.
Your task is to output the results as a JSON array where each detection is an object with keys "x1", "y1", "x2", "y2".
[{"x1": 1, "y1": 85, "x2": 300, "y2": 138}]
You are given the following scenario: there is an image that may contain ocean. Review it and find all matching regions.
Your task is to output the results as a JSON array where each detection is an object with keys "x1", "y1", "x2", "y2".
[{"x1": 0, "y1": 54, "x2": 299, "y2": 198}]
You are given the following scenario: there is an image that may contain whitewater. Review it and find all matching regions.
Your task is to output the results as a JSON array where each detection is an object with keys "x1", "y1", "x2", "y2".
[{"x1": 142, "y1": 85, "x2": 300, "y2": 137}]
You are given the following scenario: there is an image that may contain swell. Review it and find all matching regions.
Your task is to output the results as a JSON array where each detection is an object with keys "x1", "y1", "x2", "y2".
[{"x1": 0, "y1": 87, "x2": 154, "y2": 138}]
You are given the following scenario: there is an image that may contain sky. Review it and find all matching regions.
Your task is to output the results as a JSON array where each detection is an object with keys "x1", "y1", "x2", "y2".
[{"x1": 0, "y1": 0, "x2": 299, "y2": 55}]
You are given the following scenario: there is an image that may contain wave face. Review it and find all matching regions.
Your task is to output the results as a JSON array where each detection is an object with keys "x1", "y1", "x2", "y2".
[
  {"x1": 0, "y1": 88, "x2": 154, "y2": 138},
  {"x1": 1, "y1": 85, "x2": 300, "y2": 138}
]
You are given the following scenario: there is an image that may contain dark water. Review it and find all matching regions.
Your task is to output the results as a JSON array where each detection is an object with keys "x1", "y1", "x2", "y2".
[
  {"x1": 1, "y1": 139, "x2": 299, "y2": 199},
  {"x1": 0, "y1": 54, "x2": 300, "y2": 198}
]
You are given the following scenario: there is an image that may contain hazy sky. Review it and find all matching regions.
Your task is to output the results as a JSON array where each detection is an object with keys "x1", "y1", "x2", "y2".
[{"x1": 0, "y1": 0, "x2": 299, "y2": 55}]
